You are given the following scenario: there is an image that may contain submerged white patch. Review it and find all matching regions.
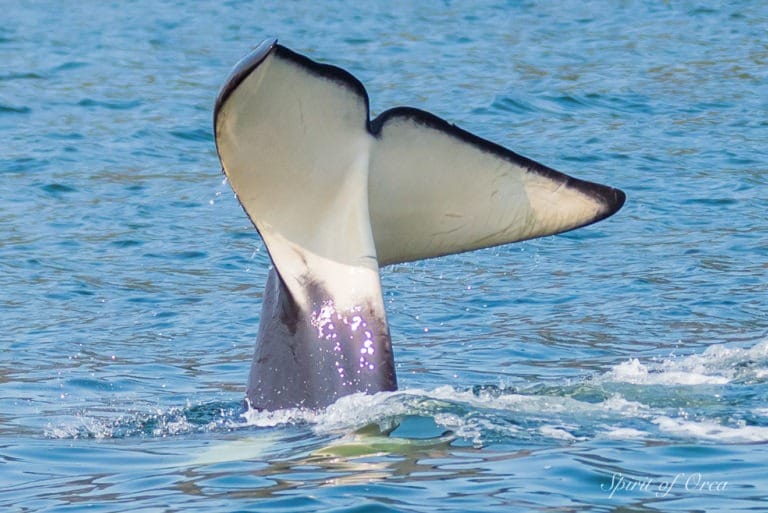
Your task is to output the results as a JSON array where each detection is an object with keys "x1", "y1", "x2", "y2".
[{"x1": 191, "y1": 433, "x2": 282, "y2": 466}]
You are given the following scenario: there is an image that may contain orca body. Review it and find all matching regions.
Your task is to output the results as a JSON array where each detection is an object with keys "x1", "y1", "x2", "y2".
[{"x1": 213, "y1": 39, "x2": 625, "y2": 411}]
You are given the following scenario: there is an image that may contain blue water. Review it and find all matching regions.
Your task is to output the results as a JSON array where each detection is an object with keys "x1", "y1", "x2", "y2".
[{"x1": 2, "y1": 1, "x2": 768, "y2": 511}]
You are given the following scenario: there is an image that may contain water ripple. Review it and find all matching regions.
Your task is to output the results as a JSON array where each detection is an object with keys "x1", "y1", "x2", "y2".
[{"x1": 3, "y1": 1, "x2": 768, "y2": 511}]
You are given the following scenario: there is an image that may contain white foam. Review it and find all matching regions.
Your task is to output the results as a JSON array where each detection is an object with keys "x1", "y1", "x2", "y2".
[
  {"x1": 239, "y1": 385, "x2": 653, "y2": 446},
  {"x1": 240, "y1": 404, "x2": 313, "y2": 428},
  {"x1": 432, "y1": 413, "x2": 504, "y2": 445},
  {"x1": 600, "y1": 394, "x2": 649, "y2": 415},
  {"x1": 604, "y1": 357, "x2": 729, "y2": 385},
  {"x1": 312, "y1": 391, "x2": 412, "y2": 434},
  {"x1": 653, "y1": 416, "x2": 768, "y2": 443},
  {"x1": 414, "y1": 386, "x2": 647, "y2": 419},
  {"x1": 602, "y1": 339, "x2": 768, "y2": 386},
  {"x1": 240, "y1": 390, "x2": 412, "y2": 435},
  {"x1": 44, "y1": 422, "x2": 85, "y2": 440},
  {"x1": 600, "y1": 427, "x2": 649, "y2": 440},
  {"x1": 539, "y1": 425, "x2": 582, "y2": 441}
]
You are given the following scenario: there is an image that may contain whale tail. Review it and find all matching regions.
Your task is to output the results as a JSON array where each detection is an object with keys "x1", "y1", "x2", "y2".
[{"x1": 214, "y1": 39, "x2": 625, "y2": 411}]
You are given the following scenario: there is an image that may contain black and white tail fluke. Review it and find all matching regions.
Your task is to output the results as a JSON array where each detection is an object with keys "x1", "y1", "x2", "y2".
[{"x1": 214, "y1": 38, "x2": 625, "y2": 411}]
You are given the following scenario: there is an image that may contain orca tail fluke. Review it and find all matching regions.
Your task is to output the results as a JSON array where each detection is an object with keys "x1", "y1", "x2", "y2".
[{"x1": 213, "y1": 39, "x2": 625, "y2": 410}]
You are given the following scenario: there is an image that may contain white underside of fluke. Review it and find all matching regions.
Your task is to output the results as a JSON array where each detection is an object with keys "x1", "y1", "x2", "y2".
[
  {"x1": 215, "y1": 41, "x2": 623, "y2": 316},
  {"x1": 259, "y1": 229, "x2": 384, "y2": 316},
  {"x1": 369, "y1": 114, "x2": 611, "y2": 265},
  {"x1": 216, "y1": 48, "x2": 380, "y2": 312}
]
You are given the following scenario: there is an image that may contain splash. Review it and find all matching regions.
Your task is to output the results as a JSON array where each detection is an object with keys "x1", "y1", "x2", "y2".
[
  {"x1": 46, "y1": 340, "x2": 768, "y2": 446},
  {"x1": 44, "y1": 402, "x2": 245, "y2": 440}
]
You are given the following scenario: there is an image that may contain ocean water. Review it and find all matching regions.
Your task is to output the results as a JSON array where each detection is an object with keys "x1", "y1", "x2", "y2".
[{"x1": 2, "y1": 0, "x2": 767, "y2": 511}]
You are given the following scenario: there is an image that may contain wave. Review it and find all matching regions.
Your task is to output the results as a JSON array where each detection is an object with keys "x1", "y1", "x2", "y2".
[{"x1": 45, "y1": 340, "x2": 768, "y2": 446}]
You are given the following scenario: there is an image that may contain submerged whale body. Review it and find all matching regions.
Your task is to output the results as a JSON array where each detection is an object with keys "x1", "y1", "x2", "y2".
[{"x1": 213, "y1": 38, "x2": 625, "y2": 411}]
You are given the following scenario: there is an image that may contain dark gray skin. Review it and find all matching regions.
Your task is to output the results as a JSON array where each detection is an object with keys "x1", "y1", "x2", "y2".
[{"x1": 247, "y1": 267, "x2": 397, "y2": 411}]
